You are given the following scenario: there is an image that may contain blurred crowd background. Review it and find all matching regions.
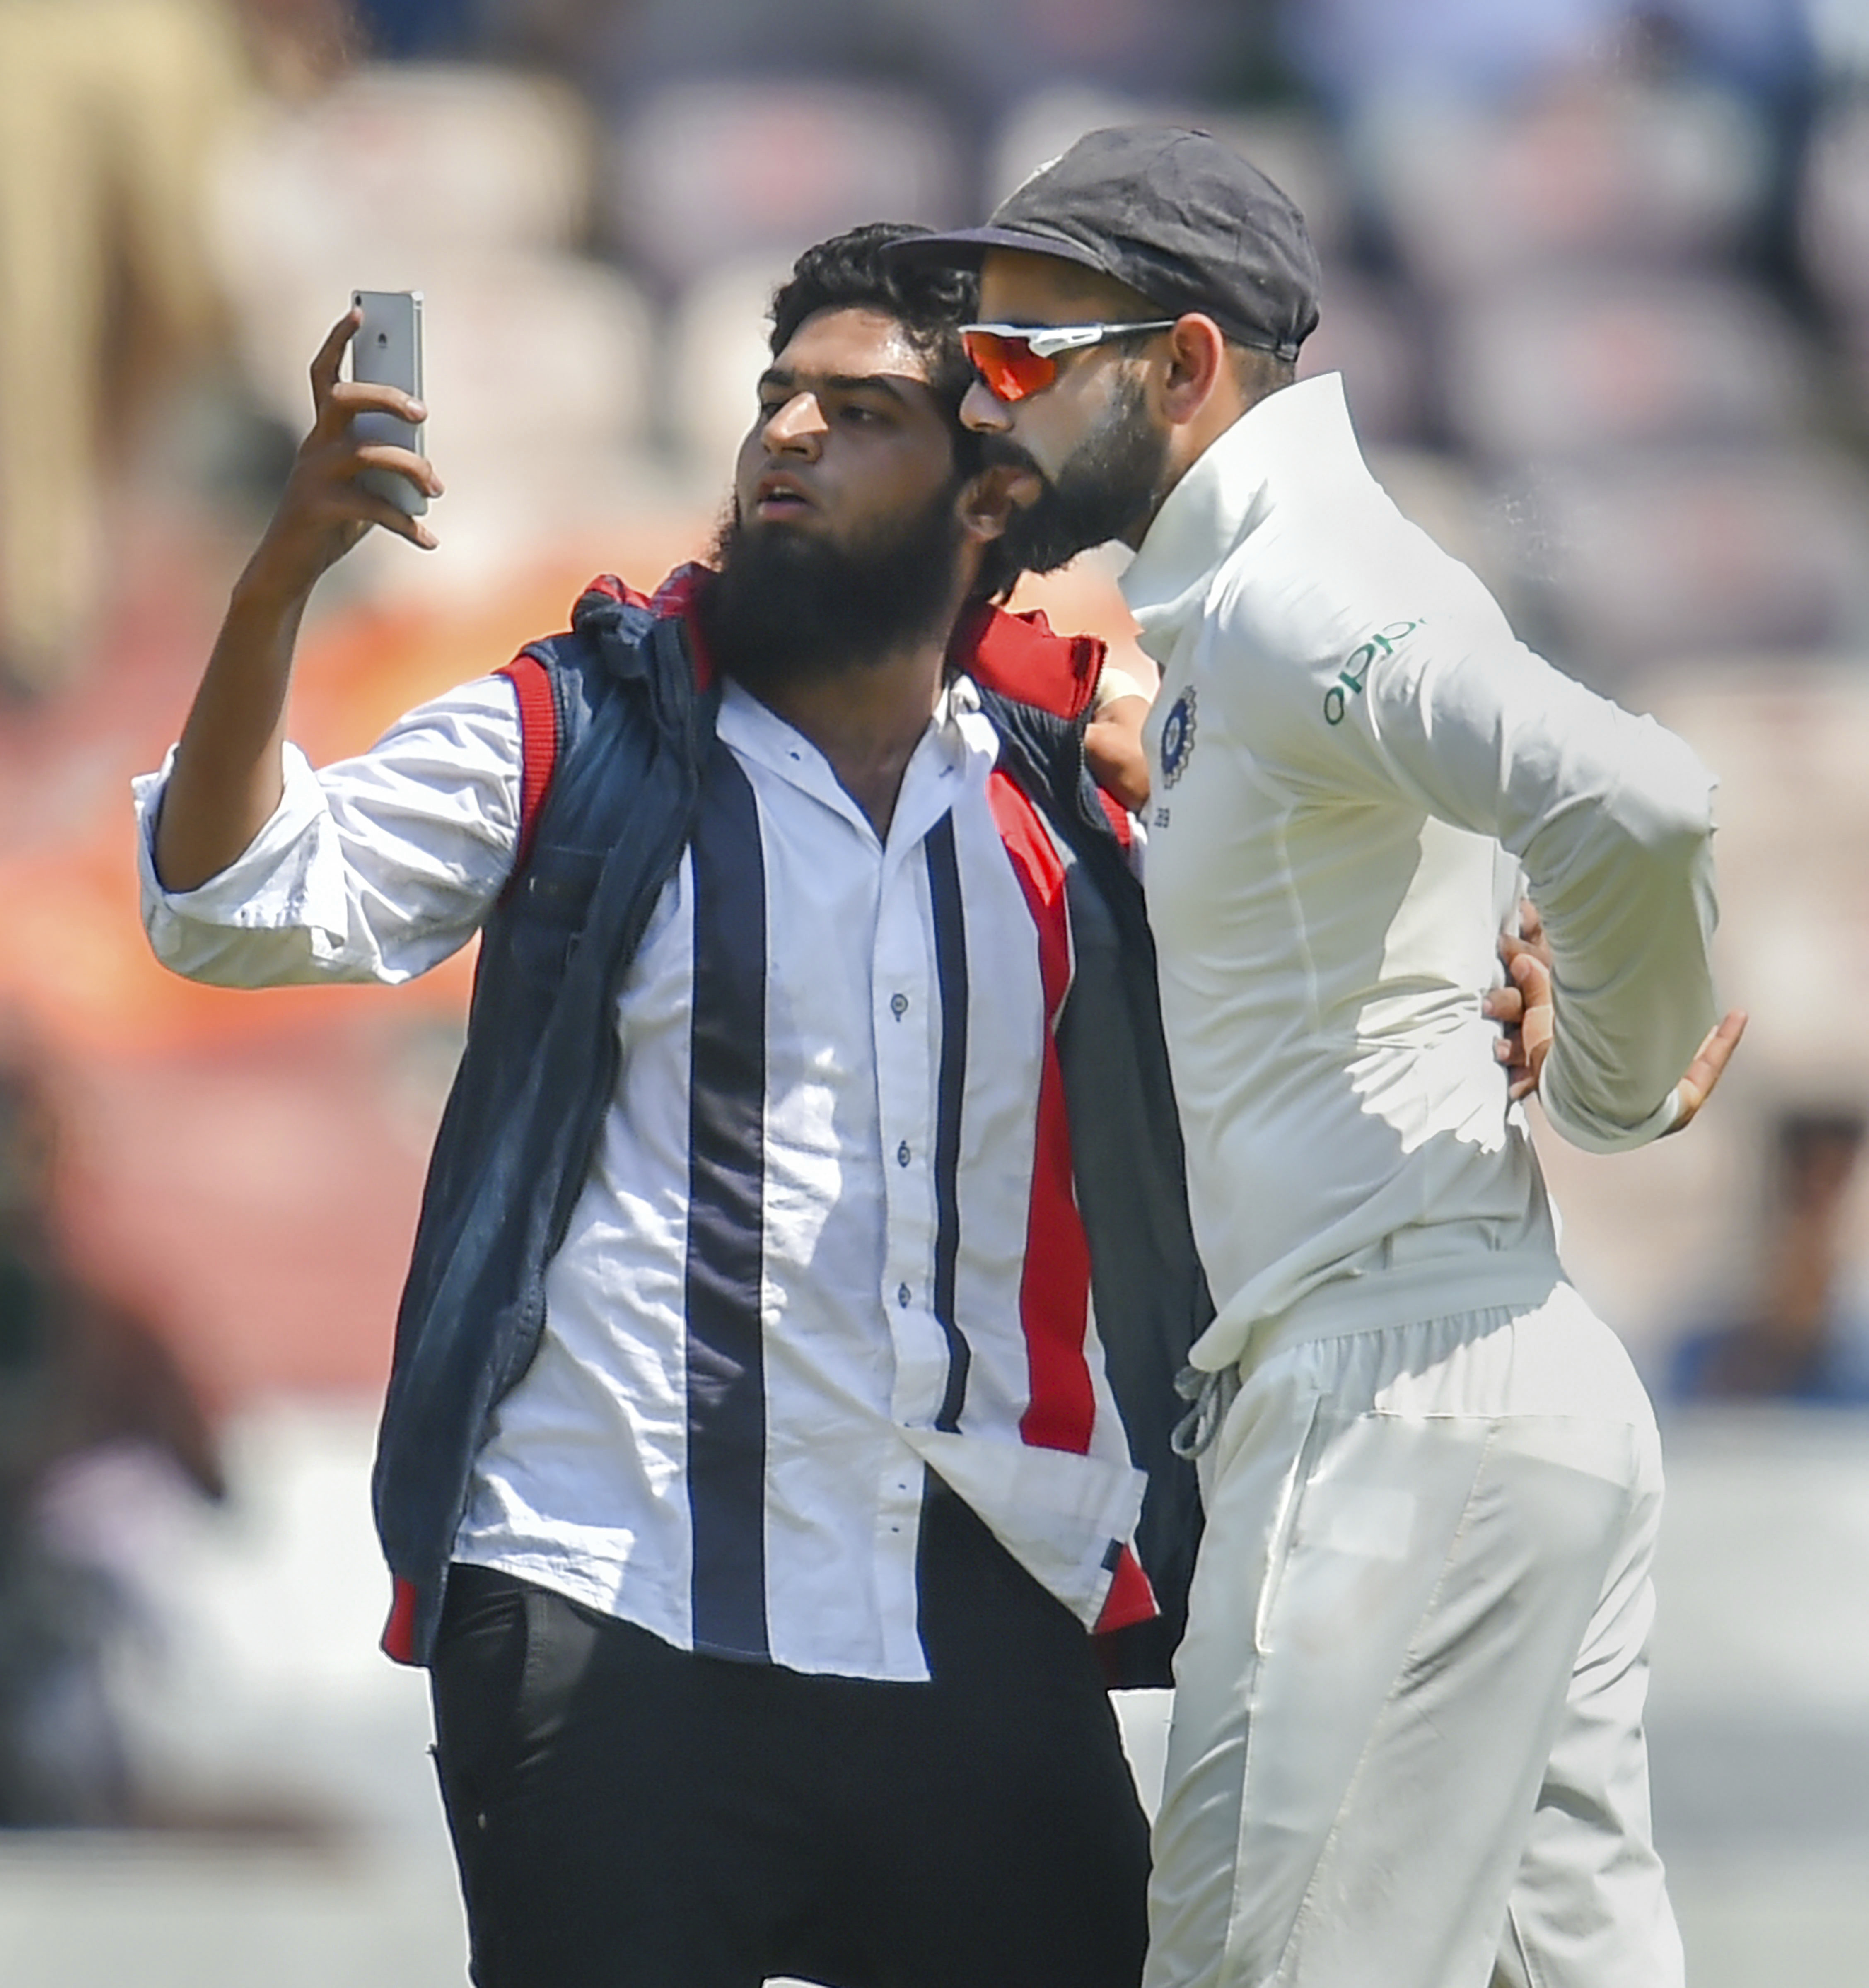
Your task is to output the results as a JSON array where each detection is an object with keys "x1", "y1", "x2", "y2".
[{"x1": 2, "y1": 1, "x2": 1869, "y2": 1982}]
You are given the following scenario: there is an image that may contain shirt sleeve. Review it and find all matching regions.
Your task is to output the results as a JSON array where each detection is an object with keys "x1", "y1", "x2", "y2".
[
  {"x1": 135, "y1": 674, "x2": 524, "y2": 988},
  {"x1": 1257, "y1": 569, "x2": 1719, "y2": 1154}
]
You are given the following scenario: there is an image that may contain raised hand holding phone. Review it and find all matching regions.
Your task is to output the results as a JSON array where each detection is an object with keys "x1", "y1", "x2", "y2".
[
  {"x1": 152, "y1": 304, "x2": 443, "y2": 895},
  {"x1": 245, "y1": 301, "x2": 442, "y2": 592}
]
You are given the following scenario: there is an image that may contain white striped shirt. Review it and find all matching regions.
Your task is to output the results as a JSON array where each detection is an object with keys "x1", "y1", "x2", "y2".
[{"x1": 136, "y1": 676, "x2": 1146, "y2": 1681}]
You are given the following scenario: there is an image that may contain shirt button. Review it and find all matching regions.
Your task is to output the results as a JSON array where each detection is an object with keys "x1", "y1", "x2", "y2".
[
  {"x1": 896, "y1": 1141, "x2": 911, "y2": 1167},
  {"x1": 897, "y1": 1282, "x2": 912, "y2": 1307},
  {"x1": 890, "y1": 992, "x2": 909, "y2": 1018}
]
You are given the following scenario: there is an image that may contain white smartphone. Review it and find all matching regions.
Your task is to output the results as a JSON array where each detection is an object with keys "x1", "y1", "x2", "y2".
[{"x1": 350, "y1": 289, "x2": 427, "y2": 518}]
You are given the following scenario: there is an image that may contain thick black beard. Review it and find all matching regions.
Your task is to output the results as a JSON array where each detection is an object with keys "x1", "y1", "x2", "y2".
[
  {"x1": 996, "y1": 372, "x2": 1172, "y2": 575},
  {"x1": 700, "y1": 481, "x2": 968, "y2": 702}
]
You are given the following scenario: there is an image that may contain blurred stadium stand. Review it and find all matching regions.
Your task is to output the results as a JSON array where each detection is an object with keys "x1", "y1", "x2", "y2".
[
  {"x1": 1801, "y1": 97, "x2": 1869, "y2": 369},
  {"x1": 205, "y1": 63, "x2": 660, "y2": 577},
  {"x1": 1440, "y1": 274, "x2": 1811, "y2": 460},
  {"x1": 607, "y1": 78, "x2": 965, "y2": 291},
  {"x1": 1359, "y1": 84, "x2": 1776, "y2": 293},
  {"x1": 1490, "y1": 445, "x2": 1869, "y2": 676},
  {"x1": 1334, "y1": 72, "x2": 1869, "y2": 680}
]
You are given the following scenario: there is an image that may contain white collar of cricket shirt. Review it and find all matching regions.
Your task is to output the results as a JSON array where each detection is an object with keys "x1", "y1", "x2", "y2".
[
  {"x1": 716, "y1": 675, "x2": 998, "y2": 856},
  {"x1": 1118, "y1": 370, "x2": 1359, "y2": 664}
]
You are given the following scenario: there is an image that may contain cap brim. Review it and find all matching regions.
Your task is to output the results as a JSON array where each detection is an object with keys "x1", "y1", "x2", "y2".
[{"x1": 886, "y1": 225, "x2": 1113, "y2": 276}]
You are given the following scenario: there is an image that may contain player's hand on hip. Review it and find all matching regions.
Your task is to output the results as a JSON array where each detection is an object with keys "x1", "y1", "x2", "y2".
[
  {"x1": 1487, "y1": 901, "x2": 1554, "y2": 1102},
  {"x1": 1667, "y1": 1010, "x2": 1749, "y2": 1133},
  {"x1": 245, "y1": 312, "x2": 443, "y2": 599}
]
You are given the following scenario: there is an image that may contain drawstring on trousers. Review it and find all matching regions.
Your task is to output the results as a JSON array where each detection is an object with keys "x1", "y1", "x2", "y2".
[{"x1": 1171, "y1": 1363, "x2": 1238, "y2": 1461}]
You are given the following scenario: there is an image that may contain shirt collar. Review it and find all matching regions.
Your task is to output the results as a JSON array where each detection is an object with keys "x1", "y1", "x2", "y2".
[
  {"x1": 1118, "y1": 371, "x2": 1359, "y2": 659},
  {"x1": 717, "y1": 677, "x2": 996, "y2": 844}
]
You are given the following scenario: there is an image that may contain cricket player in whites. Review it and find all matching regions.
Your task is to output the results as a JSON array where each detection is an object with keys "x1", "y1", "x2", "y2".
[{"x1": 904, "y1": 126, "x2": 1746, "y2": 1988}]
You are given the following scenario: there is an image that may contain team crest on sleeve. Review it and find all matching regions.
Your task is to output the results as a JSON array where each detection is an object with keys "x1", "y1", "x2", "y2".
[{"x1": 1158, "y1": 687, "x2": 1198, "y2": 788}]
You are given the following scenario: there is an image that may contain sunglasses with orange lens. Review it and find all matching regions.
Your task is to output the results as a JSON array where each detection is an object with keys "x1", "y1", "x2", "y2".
[{"x1": 960, "y1": 320, "x2": 1178, "y2": 403}]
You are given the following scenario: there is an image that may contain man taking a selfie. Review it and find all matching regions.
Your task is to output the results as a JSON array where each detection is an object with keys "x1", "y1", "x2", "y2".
[{"x1": 136, "y1": 224, "x2": 1212, "y2": 1988}]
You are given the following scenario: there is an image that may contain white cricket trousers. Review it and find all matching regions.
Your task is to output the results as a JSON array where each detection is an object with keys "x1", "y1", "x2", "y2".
[{"x1": 1144, "y1": 1285, "x2": 1685, "y2": 1988}]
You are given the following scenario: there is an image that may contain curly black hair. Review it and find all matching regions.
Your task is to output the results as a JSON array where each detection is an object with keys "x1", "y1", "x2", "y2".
[
  {"x1": 767, "y1": 224, "x2": 1019, "y2": 601},
  {"x1": 770, "y1": 222, "x2": 977, "y2": 414}
]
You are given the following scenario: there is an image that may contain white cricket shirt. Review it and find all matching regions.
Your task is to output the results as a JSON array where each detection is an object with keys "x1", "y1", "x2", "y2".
[
  {"x1": 1123, "y1": 373, "x2": 1720, "y2": 1373},
  {"x1": 135, "y1": 676, "x2": 1145, "y2": 1681}
]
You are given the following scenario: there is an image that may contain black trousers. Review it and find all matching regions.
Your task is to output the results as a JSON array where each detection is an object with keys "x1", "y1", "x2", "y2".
[{"x1": 429, "y1": 1484, "x2": 1152, "y2": 1988}]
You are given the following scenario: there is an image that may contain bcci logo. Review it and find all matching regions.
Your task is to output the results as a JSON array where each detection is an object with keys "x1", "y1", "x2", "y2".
[{"x1": 1158, "y1": 687, "x2": 1198, "y2": 789}]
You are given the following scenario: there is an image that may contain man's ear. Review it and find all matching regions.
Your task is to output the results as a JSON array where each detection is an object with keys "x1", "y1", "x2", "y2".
[
  {"x1": 1158, "y1": 314, "x2": 1233, "y2": 427},
  {"x1": 957, "y1": 457, "x2": 1041, "y2": 549}
]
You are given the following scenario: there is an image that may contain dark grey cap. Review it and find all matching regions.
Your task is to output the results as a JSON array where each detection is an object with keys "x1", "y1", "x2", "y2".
[{"x1": 901, "y1": 124, "x2": 1320, "y2": 362}]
